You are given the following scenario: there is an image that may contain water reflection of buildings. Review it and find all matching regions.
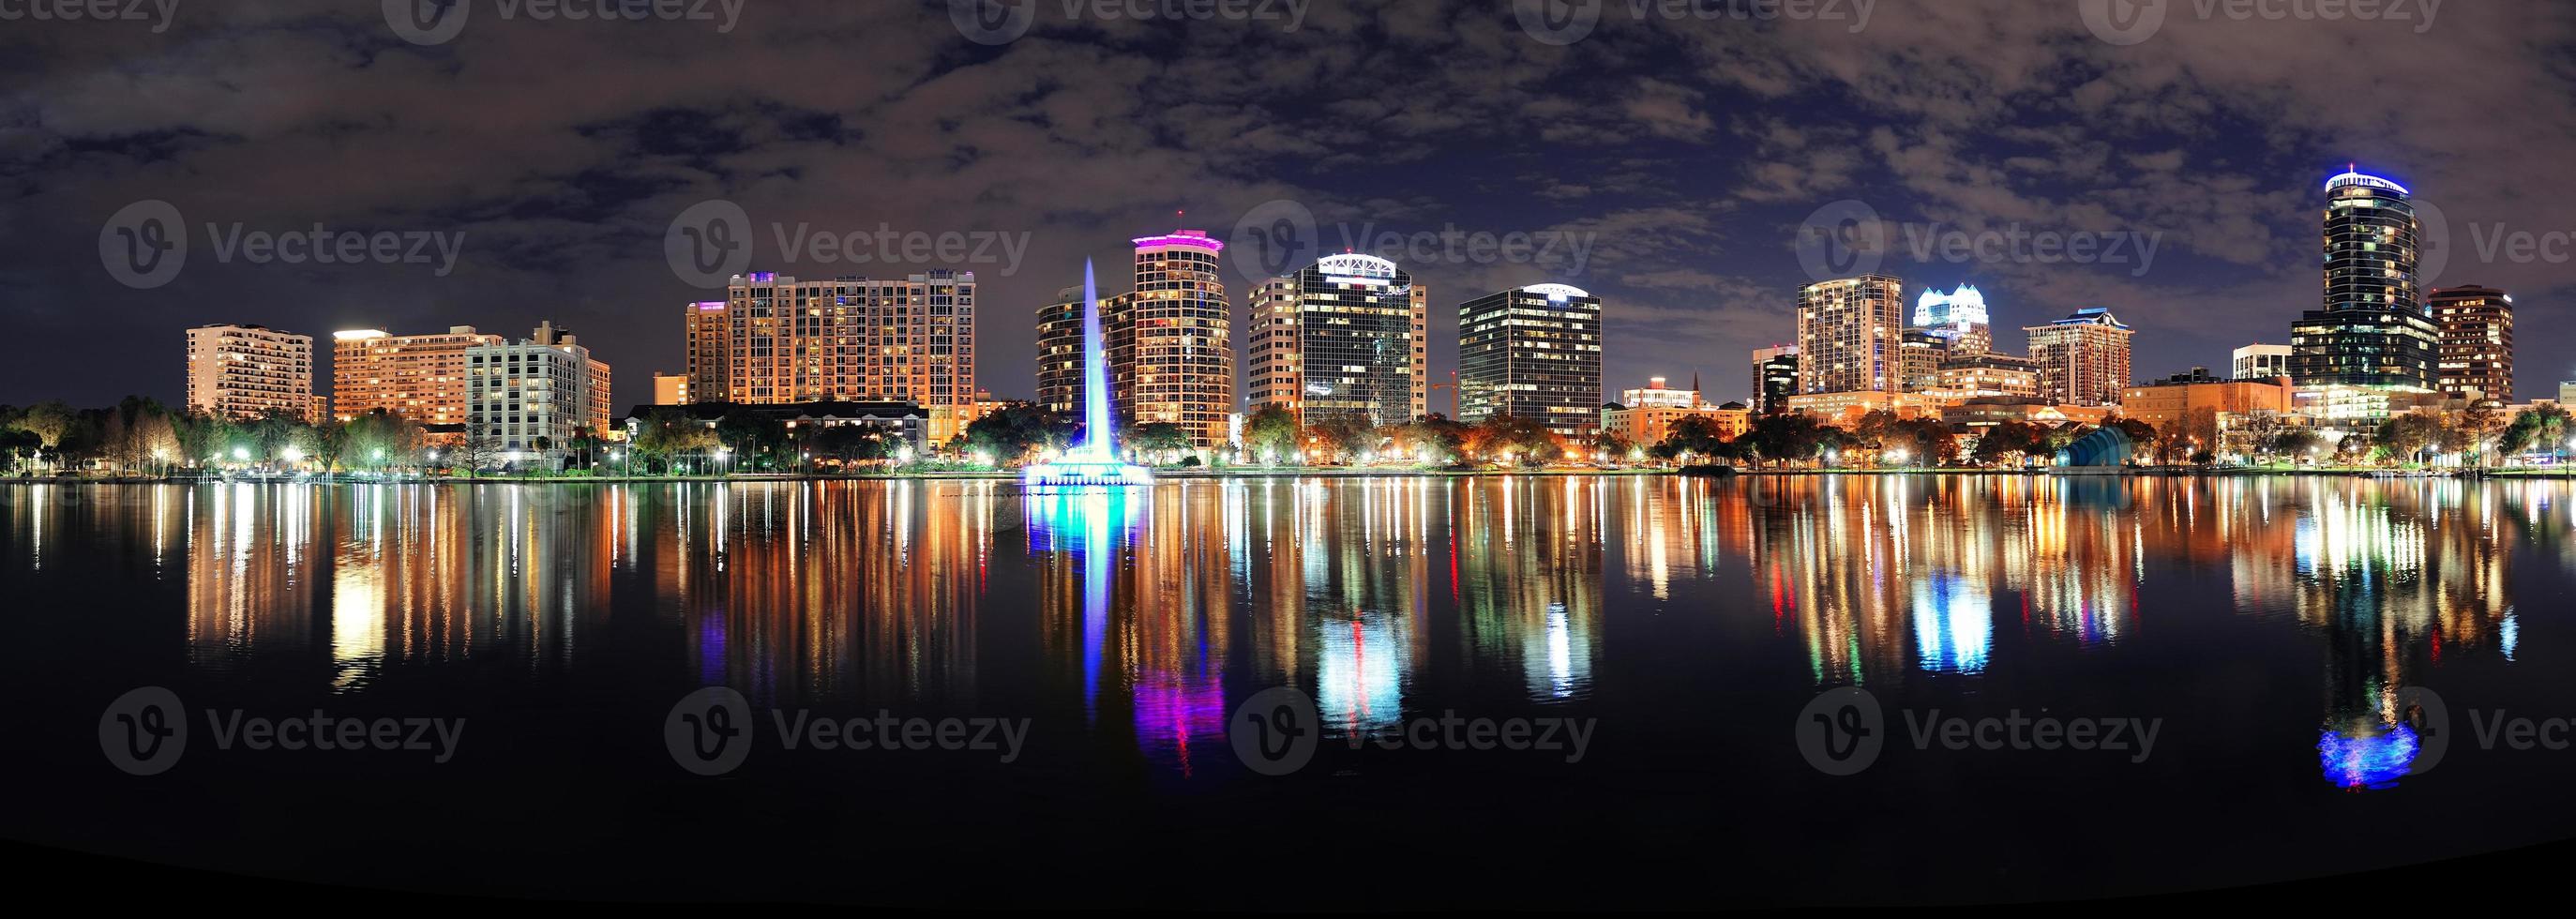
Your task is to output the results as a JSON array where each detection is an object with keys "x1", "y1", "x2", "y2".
[{"x1": 1023, "y1": 476, "x2": 1606, "y2": 774}]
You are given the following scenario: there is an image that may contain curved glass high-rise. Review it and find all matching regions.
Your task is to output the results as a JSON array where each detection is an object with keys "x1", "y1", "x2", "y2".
[{"x1": 2291, "y1": 170, "x2": 2437, "y2": 390}]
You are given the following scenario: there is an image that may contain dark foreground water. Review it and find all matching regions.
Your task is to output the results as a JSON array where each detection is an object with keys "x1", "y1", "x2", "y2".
[{"x1": 6, "y1": 475, "x2": 2574, "y2": 906}]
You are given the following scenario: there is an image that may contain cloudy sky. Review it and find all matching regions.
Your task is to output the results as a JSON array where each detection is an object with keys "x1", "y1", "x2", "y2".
[{"x1": 8, "y1": 0, "x2": 2575, "y2": 411}]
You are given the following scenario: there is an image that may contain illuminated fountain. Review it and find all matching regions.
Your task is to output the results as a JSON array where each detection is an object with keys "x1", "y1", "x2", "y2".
[{"x1": 1023, "y1": 259, "x2": 1154, "y2": 488}]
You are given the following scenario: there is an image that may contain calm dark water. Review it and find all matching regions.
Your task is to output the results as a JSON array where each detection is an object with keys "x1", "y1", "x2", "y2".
[{"x1": 7, "y1": 475, "x2": 2575, "y2": 907}]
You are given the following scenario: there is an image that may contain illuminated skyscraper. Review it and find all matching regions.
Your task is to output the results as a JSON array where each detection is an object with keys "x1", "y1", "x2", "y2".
[
  {"x1": 1244, "y1": 253, "x2": 1429, "y2": 429},
  {"x1": 2024, "y1": 308, "x2": 2132, "y2": 407},
  {"x1": 185, "y1": 324, "x2": 318, "y2": 422},
  {"x1": 685, "y1": 270, "x2": 978, "y2": 443},
  {"x1": 1796, "y1": 275, "x2": 1904, "y2": 395},
  {"x1": 1912, "y1": 284, "x2": 1993, "y2": 356},
  {"x1": 1107, "y1": 230, "x2": 1235, "y2": 449},
  {"x1": 466, "y1": 322, "x2": 611, "y2": 460},
  {"x1": 1034, "y1": 284, "x2": 1085, "y2": 417},
  {"x1": 2233, "y1": 343, "x2": 2293, "y2": 382},
  {"x1": 2431, "y1": 285, "x2": 2513, "y2": 406},
  {"x1": 1457, "y1": 283, "x2": 1604, "y2": 438},
  {"x1": 330, "y1": 325, "x2": 502, "y2": 425},
  {"x1": 2291, "y1": 170, "x2": 2437, "y2": 389}
]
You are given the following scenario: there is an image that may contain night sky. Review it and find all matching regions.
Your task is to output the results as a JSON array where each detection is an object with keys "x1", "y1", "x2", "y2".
[{"x1": 8, "y1": 0, "x2": 2573, "y2": 411}]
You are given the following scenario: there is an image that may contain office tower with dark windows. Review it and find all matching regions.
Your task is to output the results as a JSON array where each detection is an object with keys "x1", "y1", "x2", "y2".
[
  {"x1": 1752, "y1": 345, "x2": 1799, "y2": 414},
  {"x1": 1107, "y1": 230, "x2": 1234, "y2": 449},
  {"x1": 1796, "y1": 274, "x2": 1904, "y2": 395},
  {"x1": 686, "y1": 270, "x2": 979, "y2": 443},
  {"x1": 2024, "y1": 308, "x2": 2133, "y2": 407},
  {"x1": 1244, "y1": 253, "x2": 1429, "y2": 429},
  {"x1": 2431, "y1": 285, "x2": 2513, "y2": 406},
  {"x1": 1913, "y1": 284, "x2": 1993, "y2": 356},
  {"x1": 2233, "y1": 343, "x2": 2293, "y2": 382},
  {"x1": 1457, "y1": 283, "x2": 1604, "y2": 438},
  {"x1": 1034, "y1": 284, "x2": 1085, "y2": 416},
  {"x1": 2291, "y1": 170, "x2": 2437, "y2": 389}
]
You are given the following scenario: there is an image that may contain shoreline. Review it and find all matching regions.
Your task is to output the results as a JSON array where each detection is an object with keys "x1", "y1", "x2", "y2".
[{"x1": 1, "y1": 466, "x2": 2565, "y2": 485}]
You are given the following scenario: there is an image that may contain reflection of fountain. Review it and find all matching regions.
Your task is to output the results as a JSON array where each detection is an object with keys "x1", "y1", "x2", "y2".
[{"x1": 1023, "y1": 260, "x2": 1154, "y2": 488}]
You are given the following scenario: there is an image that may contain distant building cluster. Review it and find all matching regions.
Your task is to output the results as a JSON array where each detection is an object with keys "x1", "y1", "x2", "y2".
[
  {"x1": 1740, "y1": 166, "x2": 2537, "y2": 454},
  {"x1": 188, "y1": 320, "x2": 613, "y2": 460}
]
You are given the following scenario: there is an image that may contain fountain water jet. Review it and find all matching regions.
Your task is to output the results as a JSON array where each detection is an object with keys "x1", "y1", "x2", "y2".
[{"x1": 1023, "y1": 259, "x2": 1154, "y2": 487}]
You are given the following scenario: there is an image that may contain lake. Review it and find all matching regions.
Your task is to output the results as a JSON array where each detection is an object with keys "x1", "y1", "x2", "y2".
[{"x1": 6, "y1": 475, "x2": 2572, "y2": 906}]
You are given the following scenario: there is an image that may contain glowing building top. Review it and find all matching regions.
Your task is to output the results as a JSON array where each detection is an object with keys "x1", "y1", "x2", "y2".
[{"x1": 1913, "y1": 284, "x2": 1990, "y2": 331}]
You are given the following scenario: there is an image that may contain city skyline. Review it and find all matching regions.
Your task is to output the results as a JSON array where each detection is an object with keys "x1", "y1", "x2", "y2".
[{"x1": 14, "y1": 3, "x2": 2576, "y2": 415}]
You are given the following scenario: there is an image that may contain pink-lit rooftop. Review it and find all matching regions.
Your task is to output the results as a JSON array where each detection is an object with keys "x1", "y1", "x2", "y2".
[{"x1": 1131, "y1": 229, "x2": 1225, "y2": 252}]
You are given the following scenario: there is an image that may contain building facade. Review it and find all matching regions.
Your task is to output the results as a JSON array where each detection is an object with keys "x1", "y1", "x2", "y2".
[
  {"x1": 330, "y1": 325, "x2": 502, "y2": 426},
  {"x1": 2431, "y1": 285, "x2": 2513, "y2": 407},
  {"x1": 185, "y1": 324, "x2": 318, "y2": 422},
  {"x1": 2117, "y1": 377, "x2": 2292, "y2": 430},
  {"x1": 1898, "y1": 327, "x2": 1951, "y2": 393},
  {"x1": 684, "y1": 271, "x2": 977, "y2": 444},
  {"x1": 1796, "y1": 275, "x2": 1904, "y2": 395},
  {"x1": 1034, "y1": 284, "x2": 1085, "y2": 417},
  {"x1": 1603, "y1": 377, "x2": 1743, "y2": 446},
  {"x1": 652, "y1": 371, "x2": 692, "y2": 406},
  {"x1": 1244, "y1": 253, "x2": 1428, "y2": 429},
  {"x1": 1913, "y1": 284, "x2": 1993, "y2": 356},
  {"x1": 1457, "y1": 283, "x2": 1604, "y2": 438},
  {"x1": 1928, "y1": 353, "x2": 2040, "y2": 401},
  {"x1": 1107, "y1": 231, "x2": 1234, "y2": 449},
  {"x1": 466, "y1": 323, "x2": 611, "y2": 462},
  {"x1": 2291, "y1": 170, "x2": 2437, "y2": 389},
  {"x1": 2232, "y1": 343, "x2": 2294, "y2": 382},
  {"x1": 1752, "y1": 345, "x2": 1799, "y2": 414},
  {"x1": 2024, "y1": 308, "x2": 2132, "y2": 407}
]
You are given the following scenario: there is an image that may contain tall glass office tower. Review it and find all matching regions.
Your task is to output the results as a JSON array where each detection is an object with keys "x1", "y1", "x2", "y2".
[
  {"x1": 1244, "y1": 253, "x2": 1428, "y2": 429},
  {"x1": 2290, "y1": 170, "x2": 2437, "y2": 389}
]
